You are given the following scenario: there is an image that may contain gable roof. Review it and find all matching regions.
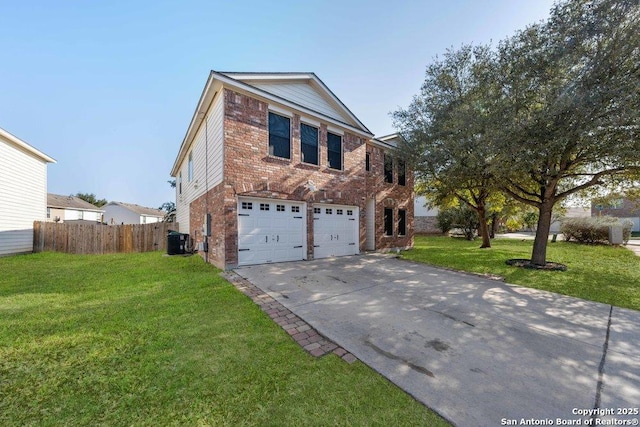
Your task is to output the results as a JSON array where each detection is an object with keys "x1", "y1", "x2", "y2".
[
  {"x1": 0, "y1": 126, "x2": 56, "y2": 163},
  {"x1": 171, "y1": 70, "x2": 374, "y2": 177},
  {"x1": 106, "y1": 201, "x2": 165, "y2": 217},
  {"x1": 47, "y1": 193, "x2": 103, "y2": 211},
  {"x1": 220, "y1": 72, "x2": 371, "y2": 132}
]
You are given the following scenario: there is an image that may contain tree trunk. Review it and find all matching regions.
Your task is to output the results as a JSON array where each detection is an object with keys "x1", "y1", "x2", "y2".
[
  {"x1": 490, "y1": 213, "x2": 498, "y2": 238},
  {"x1": 477, "y1": 207, "x2": 491, "y2": 248},
  {"x1": 531, "y1": 202, "x2": 554, "y2": 266}
]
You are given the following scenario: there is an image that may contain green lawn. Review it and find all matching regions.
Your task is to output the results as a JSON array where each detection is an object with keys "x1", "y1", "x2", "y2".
[
  {"x1": 0, "y1": 252, "x2": 447, "y2": 427},
  {"x1": 403, "y1": 236, "x2": 640, "y2": 310}
]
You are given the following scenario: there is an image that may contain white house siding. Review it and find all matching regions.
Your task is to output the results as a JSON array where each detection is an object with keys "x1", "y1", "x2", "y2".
[
  {"x1": 0, "y1": 139, "x2": 47, "y2": 256},
  {"x1": 176, "y1": 91, "x2": 224, "y2": 234},
  {"x1": 103, "y1": 204, "x2": 141, "y2": 225},
  {"x1": 252, "y1": 82, "x2": 347, "y2": 124},
  {"x1": 64, "y1": 209, "x2": 102, "y2": 222}
]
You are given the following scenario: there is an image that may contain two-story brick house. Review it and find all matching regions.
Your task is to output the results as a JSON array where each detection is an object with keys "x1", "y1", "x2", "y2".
[{"x1": 170, "y1": 71, "x2": 413, "y2": 269}]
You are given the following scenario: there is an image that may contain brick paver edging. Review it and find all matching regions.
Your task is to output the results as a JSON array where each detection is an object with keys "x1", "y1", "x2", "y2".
[{"x1": 220, "y1": 271, "x2": 358, "y2": 364}]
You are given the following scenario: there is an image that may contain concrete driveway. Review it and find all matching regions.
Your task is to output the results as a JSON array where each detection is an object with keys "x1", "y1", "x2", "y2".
[{"x1": 235, "y1": 254, "x2": 640, "y2": 427}]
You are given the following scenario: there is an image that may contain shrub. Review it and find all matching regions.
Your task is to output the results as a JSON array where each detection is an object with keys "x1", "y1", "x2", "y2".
[
  {"x1": 435, "y1": 208, "x2": 456, "y2": 234},
  {"x1": 560, "y1": 216, "x2": 632, "y2": 244},
  {"x1": 437, "y1": 206, "x2": 479, "y2": 240}
]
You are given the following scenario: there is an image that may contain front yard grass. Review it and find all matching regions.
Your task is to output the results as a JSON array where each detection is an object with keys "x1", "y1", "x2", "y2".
[
  {"x1": 0, "y1": 252, "x2": 448, "y2": 426},
  {"x1": 403, "y1": 236, "x2": 640, "y2": 311}
]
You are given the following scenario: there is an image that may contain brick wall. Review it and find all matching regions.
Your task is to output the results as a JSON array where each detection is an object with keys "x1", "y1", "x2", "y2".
[
  {"x1": 592, "y1": 198, "x2": 640, "y2": 218},
  {"x1": 365, "y1": 144, "x2": 414, "y2": 250},
  {"x1": 222, "y1": 89, "x2": 370, "y2": 263},
  {"x1": 414, "y1": 216, "x2": 441, "y2": 234}
]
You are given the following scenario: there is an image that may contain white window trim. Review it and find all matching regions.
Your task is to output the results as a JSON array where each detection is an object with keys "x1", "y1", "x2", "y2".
[
  {"x1": 327, "y1": 125, "x2": 345, "y2": 135},
  {"x1": 268, "y1": 104, "x2": 293, "y2": 117}
]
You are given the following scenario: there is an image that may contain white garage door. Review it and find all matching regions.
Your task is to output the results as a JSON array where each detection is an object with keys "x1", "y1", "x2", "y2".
[
  {"x1": 237, "y1": 198, "x2": 305, "y2": 266},
  {"x1": 313, "y1": 204, "x2": 359, "y2": 259}
]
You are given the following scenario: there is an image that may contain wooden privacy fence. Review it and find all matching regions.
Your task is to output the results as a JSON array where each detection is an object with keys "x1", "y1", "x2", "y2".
[{"x1": 33, "y1": 222, "x2": 179, "y2": 254}]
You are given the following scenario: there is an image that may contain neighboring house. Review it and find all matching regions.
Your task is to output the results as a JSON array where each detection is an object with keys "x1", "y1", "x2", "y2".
[
  {"x1": 0, "y1": 126, "x2": 55, "y2": 256},
  {"x1": 549, "y1": 206, "x2": 591, "y2": 233},
  {"x1": 592, "y1": 198, "x2": 640, "y2": 231},
  {"x1": 46, "y1": 193, "x2": 104, "y2": 223},
  {"x1": 171, "y1": 71, "x2": 413, "y2": 269},
  {"x1": 103, "y1": 201, "x2": 165, "y2": 225},
  {"x1": 414, "y1": 196, "x2": 440, "y2": 234}
]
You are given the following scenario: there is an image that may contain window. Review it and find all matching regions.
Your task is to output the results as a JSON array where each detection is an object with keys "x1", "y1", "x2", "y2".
[
  {"x1": 300, "y1": 123, "x2": 319, "y2": 165},
  {"x1": 337, "y1": 209, "x2": 343, "y2": 215},
  {"x1": 327, "y1": 132, "x2": 342, "y2": 170},
  {"x1": 384, "y1": 208, "x2": 393, "y2": 236},
  {"x1": 384, "y1": 154, "x2": 393, "y2": 183},
  {"x1": 276, "y1": 204, "x2": 285, "y2": 212},
  {"x1": 291, "y1": 206, "x2": 300, "y2": 213},
  {"x1": 188, "y1": 151, "x2": 193, "y2": 182},
  {"x1": 47, "y1": 207, "x2": 51, "y2": 219},
  {"x1": 398, "y1": 209, "x2": 406, "y2": 236},
  {"x1": 398, "y1": 159, "x2": 406, "y2": 186},
  {"x1": 314, "y1": 207, "x2": 321, "y2": 214},
  {"x1": 365, "y1": 152, "x2": 370, "y2": 171},
  {"x1": 260, "y1": 203, "x2": 270, "y2": 211},
  {"x1": 178, "y1": 172, "x2": 182, "y2": 195},
  {"x1": 142, "y1": 216, "x2": 147, "y2": 224},
  {"x1": 326, "y1": 208, "x2": 333, "y2": 214},
  {"x1": 242, "y1": 202, "x2": 253, "y2": 210},
  {"x1": 268, "y1": 112, "x2": 291, "y2": 159},
  {"x1": 347, "y1": 210, "x2": 353, "y2": 216}
]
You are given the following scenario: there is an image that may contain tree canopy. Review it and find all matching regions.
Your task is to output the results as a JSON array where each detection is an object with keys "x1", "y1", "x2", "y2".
[
  {"x1": 75, "y1": 192, "x2": 107, "y2": 208},
  {"x1": 394, "y1": 0, "x2": 640, "y2": 266}
]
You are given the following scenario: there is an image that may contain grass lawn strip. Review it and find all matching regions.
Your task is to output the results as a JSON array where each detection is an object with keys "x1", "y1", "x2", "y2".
[
  {"x1": 403, "y1": 236, "x2": 640, "y2": 311},
  {"x1": 0, "y1": 252, "x2": 448, "y2": 426}
]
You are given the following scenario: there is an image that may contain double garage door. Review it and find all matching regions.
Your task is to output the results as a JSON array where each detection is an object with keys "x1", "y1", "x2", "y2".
[{"x1": 237, "y1": 198, "x2": 359, "y2": 266}]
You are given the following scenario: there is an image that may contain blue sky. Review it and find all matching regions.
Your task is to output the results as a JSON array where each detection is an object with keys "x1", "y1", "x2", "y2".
[{"x1": 0, "y1": 0, "x2": 555, "y2": 209}]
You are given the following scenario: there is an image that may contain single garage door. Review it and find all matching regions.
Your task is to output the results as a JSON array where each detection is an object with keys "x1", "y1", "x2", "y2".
[
  {"x1": 237, "y1": 198, "x2": 305, "y2": 266},
  {"x1": 313, "y1": 204, "x2": 359, "y2": 259}
]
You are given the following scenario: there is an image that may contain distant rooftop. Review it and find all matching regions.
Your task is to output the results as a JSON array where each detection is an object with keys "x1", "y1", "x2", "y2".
[
  {"x1": 107, "y1": 201, "x2": 164, "y2": 217},
  {"x1": 47, "y1": 193, "x2": 103, "y2": 211}
]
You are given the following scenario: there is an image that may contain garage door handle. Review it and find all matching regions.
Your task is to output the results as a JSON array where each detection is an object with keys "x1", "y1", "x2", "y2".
[
  {"x1": 265, "y1": 236, "x2": 268, "y2": 243},
  {"x1": 331, "y1": 235, "x2": 333, "y2": 241},
  {"x1": 277, "y1": 235, "x2": 279, "y2": 242}
]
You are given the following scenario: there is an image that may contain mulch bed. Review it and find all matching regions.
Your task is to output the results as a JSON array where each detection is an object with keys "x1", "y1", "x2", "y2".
[{"x1": 505, "y1": 258, "x2": 567, "y2": 271}]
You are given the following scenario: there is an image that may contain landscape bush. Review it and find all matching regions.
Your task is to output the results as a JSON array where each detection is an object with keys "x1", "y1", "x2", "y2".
[
  {"x1": 560, "y1": 216, "x2": 632, "y2": 244},
  {"x1": 436, "y1": 206, "x2": 479, "y2": 240}
]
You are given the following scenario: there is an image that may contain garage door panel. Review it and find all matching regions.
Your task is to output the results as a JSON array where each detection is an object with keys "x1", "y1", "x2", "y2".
[
  {"x1": 237, "y1": 198, "x2": 305, "y2": 266},
  {"x1": 313, "y1": 203, "x2": 359, "y2": 259}
]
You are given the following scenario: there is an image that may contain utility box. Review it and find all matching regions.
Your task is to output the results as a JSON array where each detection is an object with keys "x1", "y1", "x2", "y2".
[
  {"x1": 608, "y1": 225, "x2": 624, "y2": 245},
  {"x1": 167, "y1": 231, "x2": 189, "y2": 255}
]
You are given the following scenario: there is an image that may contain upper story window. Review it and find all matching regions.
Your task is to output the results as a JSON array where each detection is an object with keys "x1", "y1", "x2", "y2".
[
  {"x1": 300, "y1": 123, "x2": 319, "y2": 165},
  {"x1": 327, "y1": 132, "x2": 342, "y2": 170},
  {"x1": 365, "y1": 152, "x2": 370, "y2": 171},
  {"x1": 268, "y1": 112, "x2": 291, "y2": 159},
  {"x1": 397, "y1": 159, "x2": 406, "y2": 186},
  {"x1": 188, "y1": 151, "x2": 193, "y2": 182},
  {"x1": 384, "y1": 154, "x2": 393, "y2": 183},
  {"x1": 178, "y1": 172, "x2": 182, "y2": 195}
]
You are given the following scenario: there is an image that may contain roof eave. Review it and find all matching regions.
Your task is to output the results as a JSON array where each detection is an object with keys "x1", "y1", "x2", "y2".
[{"x1": 0, "y1": 127, "x2": 56, "y2": 163}]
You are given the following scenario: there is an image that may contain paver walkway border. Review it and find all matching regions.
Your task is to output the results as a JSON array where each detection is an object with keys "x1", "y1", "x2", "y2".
[{"x1": 220, "y1": 271, "x2": 358, "y2": 363}]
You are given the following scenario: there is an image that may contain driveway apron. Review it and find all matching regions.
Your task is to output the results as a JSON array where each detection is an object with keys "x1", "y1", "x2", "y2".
[{"x1": 235, "y1": 254, "x2": 640, "y2": 427}]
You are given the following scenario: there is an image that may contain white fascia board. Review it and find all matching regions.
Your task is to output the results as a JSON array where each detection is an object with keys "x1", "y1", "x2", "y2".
[
  {"x1": 214, "y1": 71, "x2": 374, "y2": 139},
  {"x1": 369, "y1": 138, "x2": 397, "y2": 150},
  {"x1": 220, "y1": 72, "x2": 313, "y2": 81},
  {"x1": 0, "y1": 127, "x2": 56, "y2": 163}
]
